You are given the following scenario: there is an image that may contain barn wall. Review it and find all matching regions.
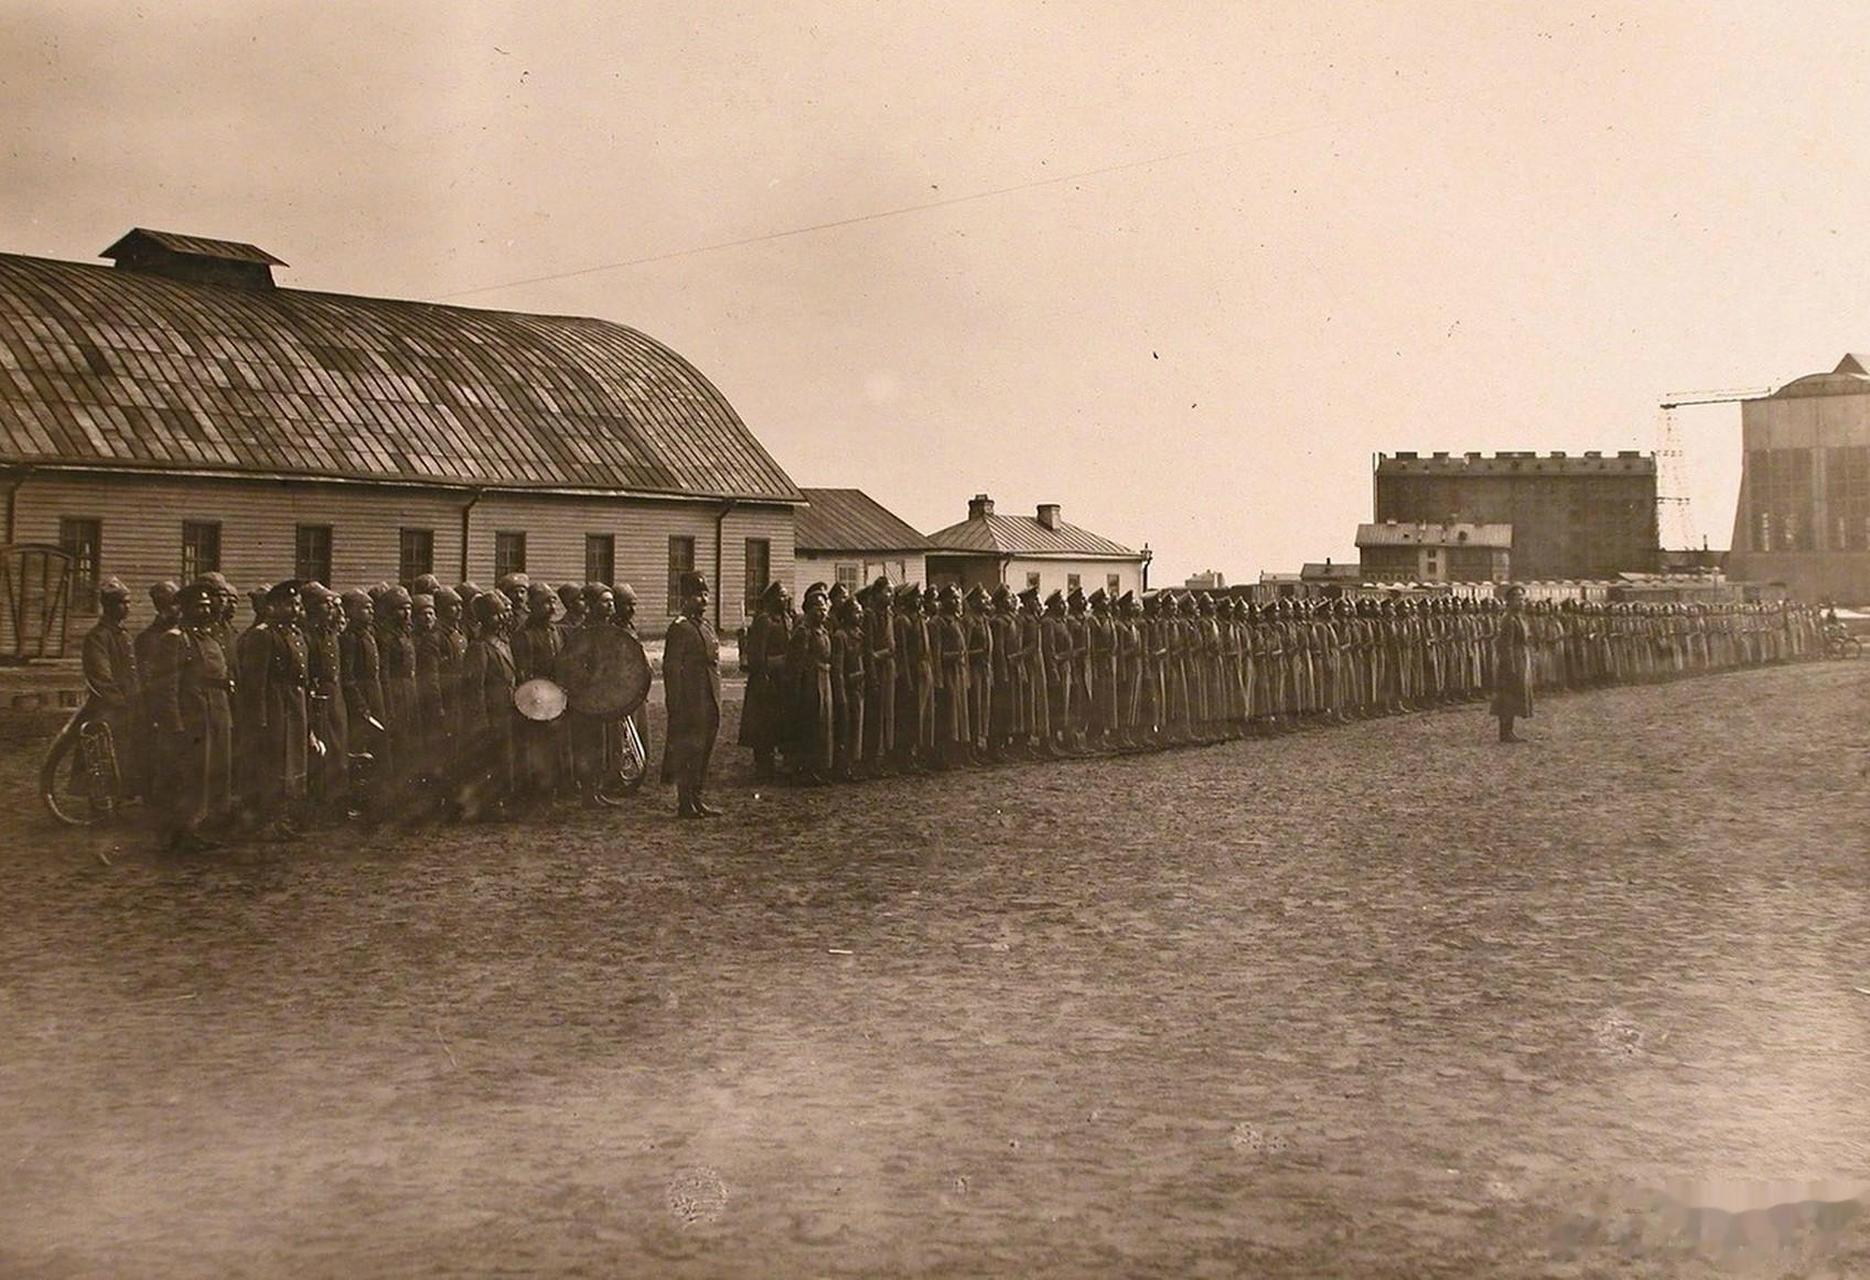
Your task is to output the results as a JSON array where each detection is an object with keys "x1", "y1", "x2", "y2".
[{"x1": 8, "y1": 470, "x2": 794, "y2": 637}]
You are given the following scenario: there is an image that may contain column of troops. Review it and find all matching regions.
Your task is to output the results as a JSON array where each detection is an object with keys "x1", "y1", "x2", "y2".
[
  {"x1": 737, "y1": 578, "x2": 1827, "y2": 781},
  {"x1": 79, "y1": 570, "x2": 654, "y2": 853},
  {"x1": 75, "y1": 567, "x2": 1826, "y2": 850}
]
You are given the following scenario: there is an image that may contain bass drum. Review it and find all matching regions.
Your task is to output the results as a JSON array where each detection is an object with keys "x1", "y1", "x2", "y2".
[{"x1": 561, "y1": 624, "x2": 652, "y2": 720}]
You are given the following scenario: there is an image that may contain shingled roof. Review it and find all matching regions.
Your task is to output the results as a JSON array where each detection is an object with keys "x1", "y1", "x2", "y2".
[
  {"x1": 795, "y1": 488, "x2": 931, "y2": 553},
  {"x1": 0, "y1": 246, "x2": 803, "y2": 503}
]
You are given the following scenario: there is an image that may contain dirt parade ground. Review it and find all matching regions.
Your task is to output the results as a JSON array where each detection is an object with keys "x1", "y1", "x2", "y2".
[{"x1": 2, "y1": 661, "x2": 1868, "y2": 1278}]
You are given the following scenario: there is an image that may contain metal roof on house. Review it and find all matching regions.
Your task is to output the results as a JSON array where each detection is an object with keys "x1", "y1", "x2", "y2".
[
  {"x1": 1356, "y1": 521, "x2": 1513, "y2": 548},
  {"x1": 0, "y1": 249, "x2": 803, "y2": 502},
  {"x1": 795, "y1": 488, "x2": 931, "y2": 553},
  {"x1": 926, "y1": 510, "x2": 1140, "y2": 559}
]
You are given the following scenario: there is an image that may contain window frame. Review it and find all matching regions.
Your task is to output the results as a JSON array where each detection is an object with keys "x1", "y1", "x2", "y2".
[
  {"x1": 584, "y1": 532, "x2": 616, "y2": 588},
  {"x1": 399, "y1": 527, "x2": 436, "y2": 584},
  {"x1": 181, "y1": 520, "x2": 222, "y2": 584},
  {"x1": 59, "y1": 516, "x2": 101, "y2": 613},
  {"x1": 667, "y1": 535, "x2": 696, "y2": 614},
  {"x1": 743, "y1": 537, "x2": 771, "y2": 620},
  {"x1": 294, "y1": 523, "x2": 334, "y2": 585},
  {"x1": 494, "y1": 530, "x2": 527, "y2": 581}
]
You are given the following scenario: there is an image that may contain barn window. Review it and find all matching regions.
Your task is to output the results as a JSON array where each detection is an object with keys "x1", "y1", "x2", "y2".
[
  {"x1": 1066, "y1": 572, "x2": 1081, "y2": 592},
  {"x1": 585, "y1": 533, "x2": 615, "y2": 587},
  {"x1": 59, "y1": 517, "x2": 100, "y2": 612},
  {"x1": 399, "y1": 528, "x2": 435, "y2": 583},
  {"x1": 1107, "y1": 573, "x2": 1120, "y2": 595},
  {"x1": 494, "y1": 531, "x2": 527, "y2": 580},
  {"x1": 667, "y1": 535, "x2": 696, "y2": 613},
  {"x1": 295, "y1": 524, "x2": 333, "y2": 585},
  {"x1": 1026, "y1": 571, "x2": 1041, "y2": 591},
  {"x1": 181, "y1": 521, "x2": 221, "y2": 583},
  {"x1": 835, "y1": 563, "x2": 860, "y2": 594},
  {"x1": 744, "y1": 537, "x2": 770, "y2": 619}
]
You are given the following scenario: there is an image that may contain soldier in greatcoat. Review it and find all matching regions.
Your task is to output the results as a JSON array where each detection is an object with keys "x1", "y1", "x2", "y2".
[
  {"x1": 988, "y1": 585, "x2": 1024, "y2": 759},
  {"x1": 461, "y1": 589, "x2": 517, "y2": 819},
  {"x1": 1491, "y1": 585, "x2": 1535, "y2": 742},
  {"x1": 739, "y1": 581, "x2": 792, "y2": 780},
  {"x1": 963, "y1": 586, "x2": 994, "y2": 763},
  {"x1": 239, "y1": 581, "x2": 311, "y2": 838},
  {"x1": 132, "y1": 580, "x2": 181, "y2": 798},
  {"x1": 80, "y1": 576, "x2": 140, "y2": 802},
  {"x1": 661, "y1": 570, "x2": 722, "y2": 818},
  {"x1": 831, "y1": 597, "x2": 867, "y2": 781},
  {"x1": 304, "y1": 583, "x2": 349, "y2": 822},
  {"x1": 861, "y1": 578, "x2": 897, "y2": 772},
  {"x1": 145, "y1": 581, "x2": 234, "y2": 852},
  {"x1": 511, "y1": 581, "x2": 564, "y2": 805}
]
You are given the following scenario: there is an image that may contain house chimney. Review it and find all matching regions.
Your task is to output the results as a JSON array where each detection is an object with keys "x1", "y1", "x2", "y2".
[
  {"x1": 968, "y1": 493, "x2": 994, "y2": 519},
  {"x1": 1036, "y1": 503, "x2": 1060, "y2": 530}
]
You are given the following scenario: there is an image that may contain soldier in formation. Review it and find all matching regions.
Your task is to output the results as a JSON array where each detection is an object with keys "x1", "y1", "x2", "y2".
[
  {"x1": 80, "y1": 571, "x2": 1826, "y2": 849},
  {"x1": 734, "y1": 582, "x2": 1828, "y2": 780}
]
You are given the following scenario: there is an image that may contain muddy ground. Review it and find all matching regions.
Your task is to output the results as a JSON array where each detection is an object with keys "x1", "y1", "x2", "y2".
[{"x1": 2, "y1": 662, "x2": 1868, "y2": 1278}]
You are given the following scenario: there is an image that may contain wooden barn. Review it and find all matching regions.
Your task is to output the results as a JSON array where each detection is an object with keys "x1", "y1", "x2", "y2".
[{"x1": 0, "y1": 229, "x2": 803, "y2": 642}]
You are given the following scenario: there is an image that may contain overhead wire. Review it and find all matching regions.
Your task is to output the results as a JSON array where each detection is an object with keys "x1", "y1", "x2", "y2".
[{"x1": 436, "y1": 102, "x2": 1425, "y2": 301}]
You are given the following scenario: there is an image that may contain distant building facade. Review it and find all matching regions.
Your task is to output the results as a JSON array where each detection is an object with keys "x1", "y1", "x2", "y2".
[
  {"x1": 1356, "y1": 521, "x2": 1512, "y2": 582},
  {"x1": 792, "y1": 487, "x2": 929, "y2": 601},
  {"x1": 1374, "y1": 450, "x2": 1657, "y2": 581},
  {"x1": 0, "y1": 229, "x2": 803, "y2": 643},
  {"x1": 1727, "y1": 353, "x2": 1870, "y2": 603},
  {"x1": 1184, "y1": 569, "x2": 1227, "y2": 590},
  {"x1": 926, "y1": 494, "x2": 1149, "y2": 598}
]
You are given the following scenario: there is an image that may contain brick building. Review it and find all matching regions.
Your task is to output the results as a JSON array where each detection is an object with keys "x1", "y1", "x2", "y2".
[
  {"x1": 1373, "y1": 450, "x2": 1657, "y2": 581},
  {"x1": 0, "y1": 228, "x2": 804, "y2": 645}
]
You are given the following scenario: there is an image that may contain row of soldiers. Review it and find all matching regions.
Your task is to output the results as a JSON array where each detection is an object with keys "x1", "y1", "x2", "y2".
[
  {"x1": 80, "y1": 571, "x2": 652, "y2": 853},
  {"x1": 737, "y1": 578, "x2": 1829, "y2": 780}
]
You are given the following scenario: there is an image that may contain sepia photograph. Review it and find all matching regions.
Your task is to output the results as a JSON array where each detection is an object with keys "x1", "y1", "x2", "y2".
[{"x1": 2, "y1": 2, "x2": 1867, "y2": 1276}]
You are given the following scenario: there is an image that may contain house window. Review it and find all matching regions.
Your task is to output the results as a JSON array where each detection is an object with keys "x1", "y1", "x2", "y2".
[
  {"x1": 494, "y1": 531, "x2": 527, "y2": 580},
  {"x1": 399, "y1": 528, "x2": 435, "y2": 583},
  {"x1": 1066, "y1": 572, "x2": 1081, "y2": 592},
  {"x1": 181, "y1": 521, "x2": 221, "y2": 583},
  {"x1": 667, "y1": 535, "x2": 696, "y2": 613},
  {"x1": 585, "y1": 533, "x2": 615, "y2": 586},
  {"x1": 1026, "y1": 571, "x2": 1041, "y2": 591},
  {"x1": 835, "y1": 563, "x2": 861, "y2": 595},
  {"x1": 59, "y1": 517, "x2": 100, "y2": 612},
  {"x1": 744, "y1": 537, "x2": 770, "y2": 618},
  {"x1": 295, "y1": 524, "x2": 333, "y2": 585},
  {"x1": 1106, "y1": 573, "x2": 1120, "y2": 595}
]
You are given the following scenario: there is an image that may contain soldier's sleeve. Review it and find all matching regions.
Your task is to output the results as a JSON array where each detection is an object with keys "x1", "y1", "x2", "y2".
[
  {"x1": 82, "y1": 630, "x2": 127, "y2": 704},
  {"x1": 238, "y1": 631, "x2": 272, "y2": 728},
  {"x1": 146, "y1": 631, "x2": 186, "y2": 734}
]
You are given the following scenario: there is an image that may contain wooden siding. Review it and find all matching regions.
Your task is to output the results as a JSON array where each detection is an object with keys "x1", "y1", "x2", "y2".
[
  {"x1": 794, "y1": 551, "x2": 925, "y2": 598},
  {"x1": 8, "y1": 470, "x2": 793, "y2": 638}
]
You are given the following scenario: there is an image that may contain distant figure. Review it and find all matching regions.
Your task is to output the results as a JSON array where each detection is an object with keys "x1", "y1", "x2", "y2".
[
  {"x1": 662, "y1": 571, "x2": 722, "y2": 818},
  {"x1": 1491, "y1": 584, "x2": 1535, "y2": 742}
]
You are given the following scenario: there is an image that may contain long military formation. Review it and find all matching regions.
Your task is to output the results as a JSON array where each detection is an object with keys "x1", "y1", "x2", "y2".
[
  {"x1": 78, "y1": 571, "x2": 657, "y2": 853},
  {"x1": 738, "y1": 578, "x2": 1828, "y2": 779},
  {"x1": 74, "y1": 568, "x2": 1826, "y2": 852}
]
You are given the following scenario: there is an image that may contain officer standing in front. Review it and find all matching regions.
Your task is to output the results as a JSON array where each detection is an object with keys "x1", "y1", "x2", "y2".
[{"x1": 662, "y1": 570, "x2": 722, "y2": 818}]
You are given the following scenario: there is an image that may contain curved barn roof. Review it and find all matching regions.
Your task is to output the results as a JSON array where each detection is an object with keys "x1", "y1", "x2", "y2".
[{"x1": 0, "y1": 248, "x2": 802, "y2": 502}]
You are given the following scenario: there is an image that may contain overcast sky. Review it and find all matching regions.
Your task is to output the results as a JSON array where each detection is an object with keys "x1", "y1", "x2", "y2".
[{"x1": 6, "y1": 1, "x2": 1867, "y2": 583}]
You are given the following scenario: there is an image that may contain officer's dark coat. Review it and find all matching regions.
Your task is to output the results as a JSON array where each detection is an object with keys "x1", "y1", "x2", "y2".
[{"x1": 661, "y1": 612, "x2": 721, "y2": 788}]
